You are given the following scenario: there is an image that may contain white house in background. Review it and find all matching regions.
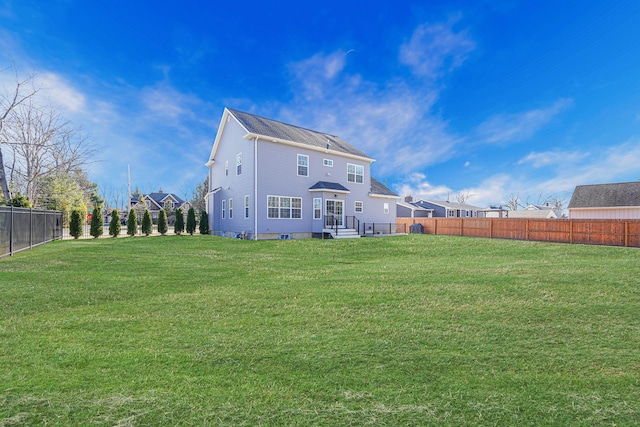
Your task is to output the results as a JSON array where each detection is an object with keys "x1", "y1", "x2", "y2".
[
  {"x1": 507, "y1": 204, "x2": 558, "y2": 219},
  {"x1": 205, "y1": 108, "x2": 398, "y2": 239},
  {"x1": 568, "y1": 181, "x2": 640, "y2": 219}
]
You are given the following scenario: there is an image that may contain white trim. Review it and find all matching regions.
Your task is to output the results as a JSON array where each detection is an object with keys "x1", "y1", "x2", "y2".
[
  {"x1": 308, "y1": 188, "x2": 350, "y2": 194},
  {"x1": 369, "y1": 193, "x2": 399, "y2": 199},
  {"x1": 297, "y1": 154, "x2": 309, "y2": 177}
]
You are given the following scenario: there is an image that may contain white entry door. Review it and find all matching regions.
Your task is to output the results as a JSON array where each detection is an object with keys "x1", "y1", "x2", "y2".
[{"x1": 325, "y1": 200, "x2": 344, "y2": 228}]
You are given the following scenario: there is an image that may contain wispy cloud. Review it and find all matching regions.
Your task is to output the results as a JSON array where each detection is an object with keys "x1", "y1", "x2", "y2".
[
  {"x1": 517, "y1": 149, "x2": 588, "y2": 168},
  {"x1": 281, "y1": 19, "x2": 476, "y2": 176},
  {"x1": 399, "y1": 16, "x2": 476, "y2": 79},
  {"x1": 474, "y1": 98, "x2": 573, "y2": 145}
]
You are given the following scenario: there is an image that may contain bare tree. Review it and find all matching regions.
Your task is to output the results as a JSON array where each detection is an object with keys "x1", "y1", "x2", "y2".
[
  {"x1": 455, "y1": 191, "x2": 474, "y2": 205},
  {"x1": 0, "y1": 68, "x2": 39, "y2": 201},
  {"x1": 1, "y1": 97, "x2": 95, "y2": 206},
  {"x1": 503, "y1": 193, "x2": 523, "y2": 211}
]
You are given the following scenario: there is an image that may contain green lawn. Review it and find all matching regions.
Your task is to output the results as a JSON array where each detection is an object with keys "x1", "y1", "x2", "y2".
[{"x1": 1, "y1": 235, "x2": 639, "y2": 426}]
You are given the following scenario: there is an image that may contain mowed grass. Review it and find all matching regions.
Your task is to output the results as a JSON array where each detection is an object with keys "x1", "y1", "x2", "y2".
[{"x1": 1, "y1": 235, "x2": 639, "y2": 426}]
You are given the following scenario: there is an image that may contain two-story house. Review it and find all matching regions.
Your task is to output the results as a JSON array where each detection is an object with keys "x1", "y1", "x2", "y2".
[{"x1": 205, "y1": 108, "x2": 398, "y2": 240}]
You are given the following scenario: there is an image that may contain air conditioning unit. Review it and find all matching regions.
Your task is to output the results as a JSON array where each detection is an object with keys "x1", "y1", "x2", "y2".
[{"x1": 279, "y1": 234, "x2": 291, "y2": 240}]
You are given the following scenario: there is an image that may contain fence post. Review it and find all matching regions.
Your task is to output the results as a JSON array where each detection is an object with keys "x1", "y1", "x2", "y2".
[
  {"x1": 526, "y1": 219, "x2": 529, "y2": 241},
  {"x1": 625, "y1": 221, "x2": 629, "y2": 247},
  {"x1": 434, "y1": 219, "x2": 438, "y2": 235},
  {"x1": 489, "y1": 219, "x2": 493, "y2": 239},
  {"x1": 9, "y1": 206, "x2": 13, "y2": 256},
  {"x1": 30, "y1": 208, "x2": 33, "y2": 250}
]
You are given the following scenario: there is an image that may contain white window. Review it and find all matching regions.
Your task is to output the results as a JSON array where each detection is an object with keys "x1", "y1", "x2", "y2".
[
  {"x1": 244, "y1": 195, "x2": 250, "y2": 219},
  {"x1": 229, "y1": 198, "x2": 233, "y2": 219},
  {"x1": 383, "y1": 203, "x2": 389, "y2": 214},
  {"x1": 323, "y1": 159, "x2": 333, "y2": 167},
  {"x1": 236, "y1": 153, "x2": 242, "y2": 175},
  {"x1": 225, "y1": 160, "x2": 229, "y2": 176},
  {"x1": 222, "y1": 200, "x2": 226, "y2": 219},
  {"x1": 313, "y1": 198, "x2": 322, "y2": 219},
  {"x1": 354, "y1": 201, "x2": 363, "y2": 214},
  {"x1": 297, "y1": 154, "x2": 309, "y2": 176},
  {"x1": 347, "y1": 163, "x2": 364, "y2": 183},
  {"x1": 267, "y1": 196, "x2": 302, "y2": 219}
]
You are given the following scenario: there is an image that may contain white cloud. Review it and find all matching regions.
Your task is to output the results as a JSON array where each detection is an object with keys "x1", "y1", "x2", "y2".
[
  {"x1": 399, "y1": 17, "x2": 476, "y2": 79},
  {"x1": 474, "y1": 98, "x2": 573, "y2": 145},
  {"x1": 37, "y1": 72, "x2": 86, "y2": 112},
  {"x1": 517, "y1": 149, "x2": 588, "y2": 168}
]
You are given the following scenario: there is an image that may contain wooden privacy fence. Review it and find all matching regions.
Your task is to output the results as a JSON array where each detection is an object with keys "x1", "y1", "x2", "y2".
[{"x1": 397, "y1": 218, "x2": 640, "y2": 248}]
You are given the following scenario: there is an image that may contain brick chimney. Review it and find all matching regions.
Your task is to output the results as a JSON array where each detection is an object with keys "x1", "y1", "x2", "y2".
[{"x1": 405, "y1": 195, "x2": 413, "y2": 203}]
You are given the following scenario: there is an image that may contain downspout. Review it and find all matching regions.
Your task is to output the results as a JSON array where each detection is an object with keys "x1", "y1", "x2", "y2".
[{"x1": 254, "y1": 136, "x2": 258, "y2": 240}]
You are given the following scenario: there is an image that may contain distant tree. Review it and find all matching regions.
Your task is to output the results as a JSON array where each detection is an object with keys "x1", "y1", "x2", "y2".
[
  {"x1": 503, "y1": 194, "x2": 522, "y2": 211},
  {"x1": 141, "y1": 209, "x2": 152, "y2": 236},
  {"x1": 186, "y1": 207, "x2": 197, "y2": 235},
  {"x1": 199, "y1": 210, "x2": 209, "y2": 235},
  {"x1": 7, "y1": 191, "x2": 30, "y2": 207},
  {"x1": 157, "y1": 209, "x2": 168, "y2": 235},
  {"x1": 89, "y1": 206, "x2": 103, "y2": 238},
  {"x1": 455, "y1": 192, "x2": 474, "y2": 205},
  {"x1": 174, "y1": 207, "x2": 184, "y2": 235},
  {"x1": 190, "y1": 176, "x2": 208, "y2": 215},
  {"x1": 127, "y1": 208, "x2": 137, "y2": 236},
  {"x1": 109, "y1": 209, "x2": 121, "y2": 237},
  {"x1": 69, "y1": 209, "x2": 82, "y2": 239}
]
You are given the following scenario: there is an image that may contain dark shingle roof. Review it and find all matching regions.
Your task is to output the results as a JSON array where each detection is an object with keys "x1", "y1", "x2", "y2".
[
  {"x1": 309, "y1": 181, "x2": 350, "y2": 192},
  {"x1": 227, "y1": 108, "x2": 372, "y2": 159},
  {"x1": 568, "y1": 182, "x2": 640, "y2": 208},
  {"x1": 370, "y1": 178, "x2": 398, "y2": 197}
]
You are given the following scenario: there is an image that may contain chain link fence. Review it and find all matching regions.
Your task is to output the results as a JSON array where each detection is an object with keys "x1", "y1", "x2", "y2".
[{"x1": 0, "y1": 206, "x2": 63, "y2": 258}]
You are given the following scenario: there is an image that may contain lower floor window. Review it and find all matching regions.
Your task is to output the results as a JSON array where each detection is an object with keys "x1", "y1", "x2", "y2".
[
  {"x1": 354, "y1": 201, "x2": 363, "y2": 213},
  {"x1": 268, "y1": 195, "x2": 302, "y2": 219}
]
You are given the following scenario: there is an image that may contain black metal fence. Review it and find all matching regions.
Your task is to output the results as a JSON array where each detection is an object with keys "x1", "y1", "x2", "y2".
[{"x1": 0, "y1": 206, "x2": 63, "y2": 258}]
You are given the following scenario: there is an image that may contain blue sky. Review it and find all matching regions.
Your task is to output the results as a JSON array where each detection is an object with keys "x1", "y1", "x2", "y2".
[{"x1": 2, "y1": 0, "x2": 640, "y2": 208}]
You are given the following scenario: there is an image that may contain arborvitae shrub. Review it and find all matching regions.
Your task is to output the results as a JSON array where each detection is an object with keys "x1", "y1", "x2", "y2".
[
  {"x1": 109, "y1": 210, "x2": 121, "y2": 237},
  {"x1": 69, "y1": 210, "x2": 82, "y2": 239},
  {"x1": 158, "y1": 209, "x2": 168, "y2": 235},
  {"x1": 127, "y1": 208, "x2": 138, "y2": 236},
  {"x1": 142, "y1": 209, "x2": 152, "y2": 236},
  {"x1": 174, "y1": 207, "x2": 184, "y2": 235},
  {"x1": 89, "y1": 207, "x2": 103, "y2": 238},
  {"x1": 186, "y1": 207, "x2": 196, "y2": 235},
  {"x1": 199, "y1": 211, "x2": 209, "y2": 235}
]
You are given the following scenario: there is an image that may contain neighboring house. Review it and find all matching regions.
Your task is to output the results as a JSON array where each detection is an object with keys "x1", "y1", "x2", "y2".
[
  {"x1": 412, "y1": 200, "x2": 483, "y2": 218},
  {"x1": 568, "y1": 181, "x2": 640, "y2": 219},
  {"x1": 205, "y1": 108, "x2": 398, "y2": 239},
  {"x1": 479, "y1": 206, "x2": 508, "y2": 218},
  {"x1": 396, "y1": 196, "x2": 433, "y2": 218},
  {"x1": 130, "y1": 191, "x2": 189, "y2": 222},
  {"x1": 506, "y1": 204, "x2": 558, "y2": 219}
]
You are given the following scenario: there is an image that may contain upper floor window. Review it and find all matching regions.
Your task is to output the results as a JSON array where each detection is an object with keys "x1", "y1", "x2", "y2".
[
  {"x1": 347, "y1": 163, "x2": 364, "y2": 183},
  {"x1": 297, "y1": 154, "x2": 309, "y2": 177},
  {"x1": 323, "y1": 159, "x2": 333, "y2": 167},
  {"x1": 236, "y1": 153, "x2": 242, "y2": 175},
  {"x1": 225, "y1": 160, "x2": 229, "y2": 176}
]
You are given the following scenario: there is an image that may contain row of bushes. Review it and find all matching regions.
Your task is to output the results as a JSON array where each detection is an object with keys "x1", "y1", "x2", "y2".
[{"x1": 69, "y1": 206, "x2": 209, "y2": 239}]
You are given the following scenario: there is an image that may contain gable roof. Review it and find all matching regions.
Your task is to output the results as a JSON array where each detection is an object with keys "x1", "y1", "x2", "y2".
[
  {"x1": 370, "y1": 178, "x2": 398, "y2": 197},
  {"x1": 568, "y1": 182, "x2": 640, "y2": 208},
  {"x1": 227, "y1": 108, "x2": 373, "y2": 160},
  {"x1": 131, "y1": 192, "x2": 185, "y2": 209},
  {"x1": 309, "y1": 181, "x2": 350, "y2": 192}
]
